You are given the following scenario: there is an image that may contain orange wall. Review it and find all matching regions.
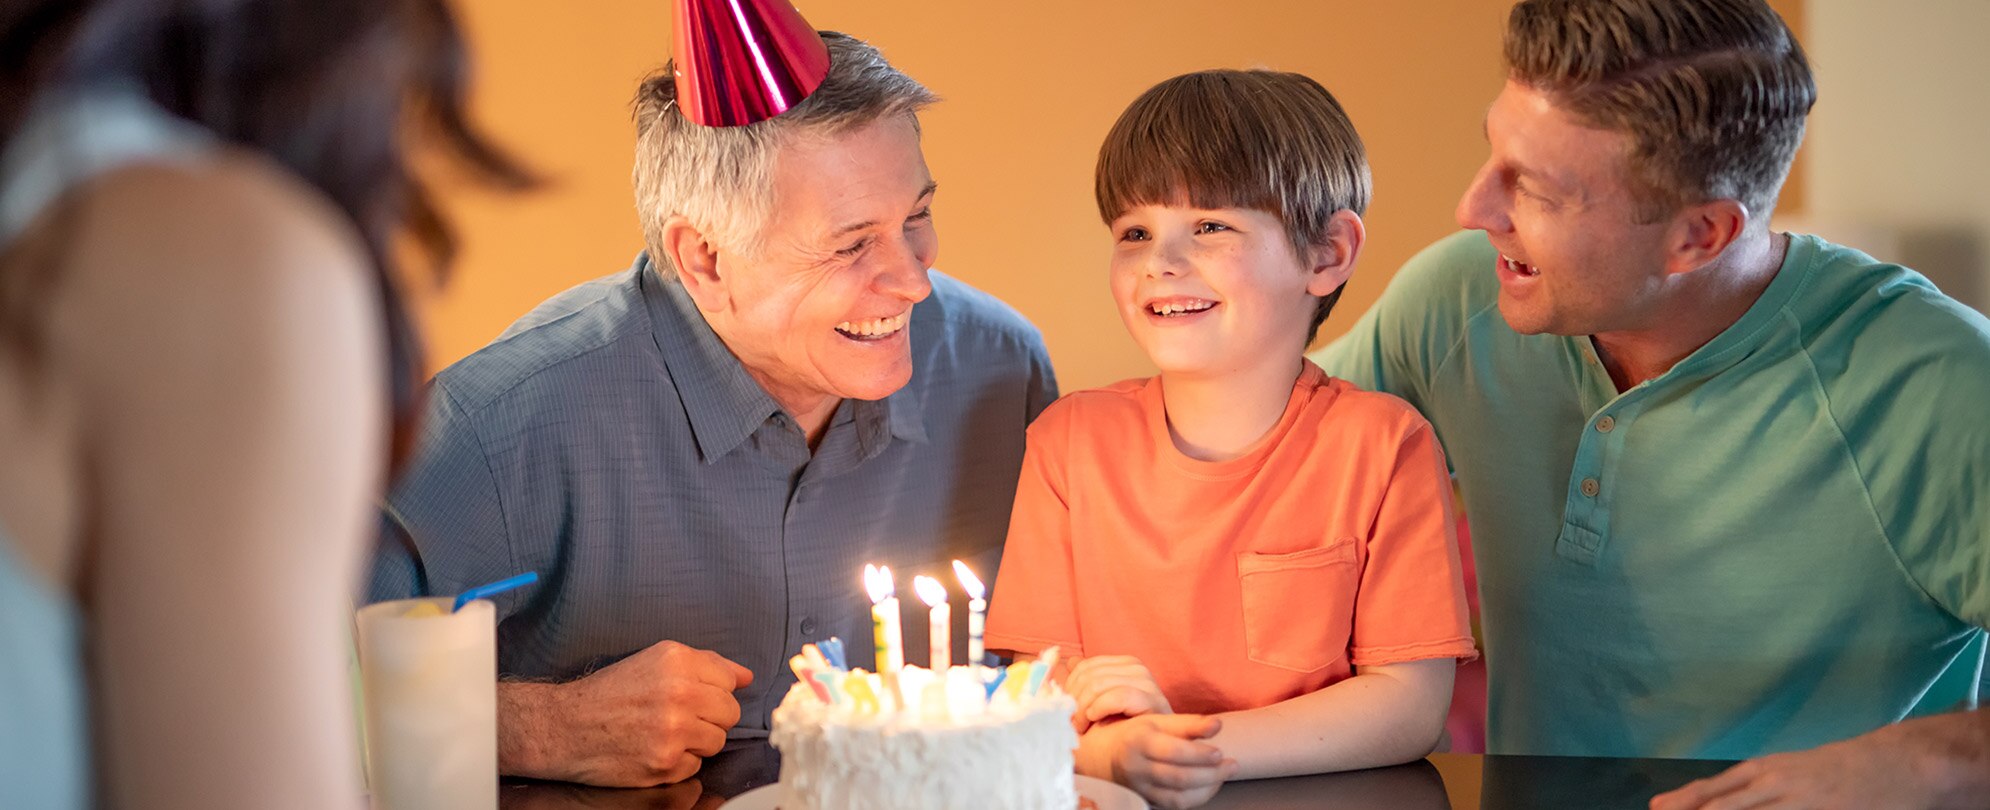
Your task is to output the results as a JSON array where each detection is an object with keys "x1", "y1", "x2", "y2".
[{"x1": 430, "y1": 0, "x2": 1802, "y2": 392}]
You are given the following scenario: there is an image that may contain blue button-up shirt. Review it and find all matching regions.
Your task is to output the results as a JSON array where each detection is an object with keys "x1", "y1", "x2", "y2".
[{"x1": 368, "y1": 254, "x2": 1056, "y2": 734}]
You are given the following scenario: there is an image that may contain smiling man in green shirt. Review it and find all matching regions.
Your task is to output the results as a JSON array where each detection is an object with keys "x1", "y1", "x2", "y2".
[{"x1": 1313, "y1": 1, "x2": 1989, "y2": 807}]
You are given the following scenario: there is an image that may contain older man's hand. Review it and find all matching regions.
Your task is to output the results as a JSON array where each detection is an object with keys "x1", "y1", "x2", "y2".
[
  {"x1": 1650, "y1": 710, "x2": 1990, "y2": 810},
  {"x1": 499, "y1": 640, "x2": 754, "y2": 787}
]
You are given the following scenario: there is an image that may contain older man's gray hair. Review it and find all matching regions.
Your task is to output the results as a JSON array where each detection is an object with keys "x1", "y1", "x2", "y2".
[{"x1": 631, "y1": 31, "x2": 938, "y2": 271}]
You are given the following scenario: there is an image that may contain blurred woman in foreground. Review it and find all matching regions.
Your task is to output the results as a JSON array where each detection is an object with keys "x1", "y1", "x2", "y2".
[{"x1": 0, "y1": 1, "x2": 528, "y2": 806}]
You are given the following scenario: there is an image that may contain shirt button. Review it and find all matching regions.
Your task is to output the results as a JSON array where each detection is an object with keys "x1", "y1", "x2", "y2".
[
  {"x1": 1596, "y1": 415, "x2": 1615, "y2": 433},
  {"x1": 799, "y1": 617, "x2": 818, "y2": 636},
  {"x1": 1580, "y1": 477, "x2": 1601, "y2": 498}
]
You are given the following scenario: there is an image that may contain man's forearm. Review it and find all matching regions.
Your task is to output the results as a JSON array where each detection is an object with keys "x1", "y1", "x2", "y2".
[
  {"x1": 497, "y1": 681, "x2": 569, "y2": 780},
  {"x1": 1891, "y1": 706, "x2": 1990, "y2": 807}
]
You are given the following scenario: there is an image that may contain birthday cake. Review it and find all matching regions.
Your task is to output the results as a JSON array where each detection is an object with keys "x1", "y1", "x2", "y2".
[{"x1": 769, "y1": 644, "x2": 1079, "y2": 810}]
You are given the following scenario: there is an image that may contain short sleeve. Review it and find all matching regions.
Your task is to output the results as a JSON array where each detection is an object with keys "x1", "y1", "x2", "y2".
[
  {"x1": 984, "y1": 419, "x2": 1085, "y2": 658},
  {"x1": 1348, "y1": 421, "x2": 1478, "y2": 666},
  {"x1": 1859, "y1": 303, "x2": 1990, "y2": 630},
  {"x1": 1023, "y1": 336, "x2": 1060, "y2": 423},
  {"x1": 1311, "y1": 230, "x2": 1499, "y2": 418},
  {"x1": 364, "y1": 382, "x2": 522, "y2": 621}
]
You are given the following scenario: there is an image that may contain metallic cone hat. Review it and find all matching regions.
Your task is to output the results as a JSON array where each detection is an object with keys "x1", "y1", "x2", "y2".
[{"x1": 672, "y1": 0, "x2": 832, "y2": 127}]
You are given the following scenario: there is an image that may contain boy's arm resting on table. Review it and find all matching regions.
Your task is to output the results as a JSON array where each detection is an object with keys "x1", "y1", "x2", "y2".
[{"x1": 1207, "y1": 658, "x2": 1454, "y2": 780}]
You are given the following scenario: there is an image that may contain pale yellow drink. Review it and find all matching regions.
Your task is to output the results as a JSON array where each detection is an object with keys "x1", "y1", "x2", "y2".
[{"x1": 355, "y1": 597, "x2": 497, "y2": 810}]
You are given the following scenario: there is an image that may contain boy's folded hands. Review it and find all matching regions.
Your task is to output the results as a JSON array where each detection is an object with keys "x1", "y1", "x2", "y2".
[
  {"x1": 1065, "y1": 655, "x2": 1173, "y2": 734},
  {"x1": 1075, "y1": 713, "x2": 1238, "y2": 810},
  {"x1": 1067, "y1": 656, "x2": 1235, "y2": 808}
]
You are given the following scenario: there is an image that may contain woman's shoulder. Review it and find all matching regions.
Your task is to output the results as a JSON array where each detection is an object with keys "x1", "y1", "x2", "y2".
[
  {"x1": 31, "y1": 150, "x2": 382, "y2": 417},
  {"x1": 48, "y1": 149, "x2": 374, "y2": 356},
  {"x1": 65, "y1": 149, "x2": 368, "y2": 291}
]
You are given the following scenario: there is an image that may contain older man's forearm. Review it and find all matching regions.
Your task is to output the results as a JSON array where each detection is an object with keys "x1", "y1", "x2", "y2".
[{"x1": 497, "y1": 681, "x2": 569, "y2": 780}]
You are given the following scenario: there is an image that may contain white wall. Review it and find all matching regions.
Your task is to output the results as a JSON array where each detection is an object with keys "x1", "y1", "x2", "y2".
[{"x1": 1788, "y1": 0, "x2": 1990, "y2": 313}]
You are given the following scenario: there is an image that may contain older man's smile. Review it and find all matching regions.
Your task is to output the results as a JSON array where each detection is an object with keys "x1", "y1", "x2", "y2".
[{"x1": 834, "y1": 309, "x2": 911, "y2": 341}]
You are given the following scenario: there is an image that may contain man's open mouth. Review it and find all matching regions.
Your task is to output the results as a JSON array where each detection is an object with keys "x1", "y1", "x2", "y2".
[
  {"x1": 1501, "y1": 254, "x2": 1540, "y2": 277},
  {"x1": 835, "y1": 312, "x2": 909, "y2": 341}
]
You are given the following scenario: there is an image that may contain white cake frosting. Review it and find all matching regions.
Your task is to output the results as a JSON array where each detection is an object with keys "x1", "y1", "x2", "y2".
[{"x1": 769, "y1": 668, "x2": 1079, "y2": 810}]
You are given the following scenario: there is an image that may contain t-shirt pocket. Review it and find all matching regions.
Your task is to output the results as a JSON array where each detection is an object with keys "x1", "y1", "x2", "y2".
[{"x1": 1235, "y1": 539, "x2": 1358, "y2": 673}]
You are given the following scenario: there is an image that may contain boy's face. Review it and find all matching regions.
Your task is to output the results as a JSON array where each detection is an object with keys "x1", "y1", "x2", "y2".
[{"x1": 1108, "y1": 205, "x2": 1324, "y2": 379}]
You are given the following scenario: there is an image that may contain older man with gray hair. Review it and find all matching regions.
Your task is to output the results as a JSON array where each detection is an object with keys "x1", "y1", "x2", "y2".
[{"x1": 367, "y1": 28, "x2": 1055, "y2": 787}]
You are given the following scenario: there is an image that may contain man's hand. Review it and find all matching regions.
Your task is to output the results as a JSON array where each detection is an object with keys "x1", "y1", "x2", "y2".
[
  {"x1": 500, "y1": 640, "x2": 754, "y2": 787},
  {"x1": 1076, "y1": 714, "x2": 1238, "y2": 810},
  {"x1": 1651, "y1": 710, "x2": 1990, "y2": 810},
  {"x1": 1065, "y1": 655, "x2": 1172, "y2": 734}
]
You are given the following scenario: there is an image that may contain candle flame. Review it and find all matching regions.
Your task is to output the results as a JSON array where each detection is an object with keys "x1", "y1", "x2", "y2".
[
  {"x1": 865, "y1": 563, "x2": 895, "y2": 604},
  {"x1": 951, "y1": 559, "x2": 985, "y2": 600},
  {"x1": 913, "y1": 575, "x2": 947, "y2": 608}
]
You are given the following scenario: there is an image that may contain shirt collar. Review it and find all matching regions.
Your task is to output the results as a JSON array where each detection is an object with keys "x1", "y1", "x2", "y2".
[
  {"x1": 638, "y1": 253, "x2": 929, "y2": 463},
  {"x1": 639, "y1": 254, "x2": 784, "y2": 463}
]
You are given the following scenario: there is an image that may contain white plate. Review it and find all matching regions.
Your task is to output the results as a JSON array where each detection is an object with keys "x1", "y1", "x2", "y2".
[{"x1": 719, "y1": 775, "x2": 1145, "y2": 809}]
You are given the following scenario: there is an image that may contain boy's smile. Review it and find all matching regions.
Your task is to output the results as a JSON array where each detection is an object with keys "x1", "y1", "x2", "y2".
[{"x1": 1142, "y1": 295, "x2": 1220, "y2": 323}]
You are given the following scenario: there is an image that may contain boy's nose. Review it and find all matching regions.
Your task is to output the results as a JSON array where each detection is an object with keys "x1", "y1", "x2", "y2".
[{"x1": 1146, "y1": 237, "x2": 1191, "y2": 278}]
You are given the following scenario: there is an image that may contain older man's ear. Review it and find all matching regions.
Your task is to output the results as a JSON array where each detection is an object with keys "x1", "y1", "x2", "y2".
[{"x1": 660, "y1": 214, "x2": 730, "y2": 313}]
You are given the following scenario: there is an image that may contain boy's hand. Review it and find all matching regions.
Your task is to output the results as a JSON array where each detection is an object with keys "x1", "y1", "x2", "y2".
[
  {"x1": 1066, "y1": 655, "x2": 1172, "y2": 733},
  {"x1": 1076, "y1": 714, "x2": 1238, "y2": 810}
]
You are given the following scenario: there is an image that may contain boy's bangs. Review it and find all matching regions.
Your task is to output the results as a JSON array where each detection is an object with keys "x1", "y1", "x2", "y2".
[{"x1": 1095, "y1": 80, "x2": 1284, "y2": 226}]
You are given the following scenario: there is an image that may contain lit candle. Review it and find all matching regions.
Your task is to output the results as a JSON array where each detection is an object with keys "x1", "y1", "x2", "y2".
[
  {"x1": 913, "y1": 575, "x2": 951, "y2": 670},
  {"x1": 865, "y1": 564, "x2": 904, "y2": 674},
  {"x1": 952, "y1": 560, "x2": 987, "y2": 668}
]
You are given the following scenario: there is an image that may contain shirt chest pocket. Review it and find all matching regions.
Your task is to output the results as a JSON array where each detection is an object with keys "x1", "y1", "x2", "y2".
[{"x1": 1235, "y1": 539, "x2": 1358, "y2": 673}]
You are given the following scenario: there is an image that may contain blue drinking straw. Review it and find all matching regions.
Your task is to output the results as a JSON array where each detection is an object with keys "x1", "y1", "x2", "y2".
[{"x1": 452, "y1": 572, "x2": 540, "y2": 613}]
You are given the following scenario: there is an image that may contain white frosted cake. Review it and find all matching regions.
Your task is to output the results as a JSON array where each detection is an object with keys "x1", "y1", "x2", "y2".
[{"x1": 769, "y1": 660, "x2": 1080, "y2": 810}]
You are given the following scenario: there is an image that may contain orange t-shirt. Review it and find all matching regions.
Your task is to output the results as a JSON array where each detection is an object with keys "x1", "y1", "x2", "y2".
[{"x1": 984, "y1": 362, "x2": 1476, "y2": 715}]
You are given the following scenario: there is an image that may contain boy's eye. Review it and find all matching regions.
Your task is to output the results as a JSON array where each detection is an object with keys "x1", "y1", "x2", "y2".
[
  {"x1": 1119, "y1": 226, "x2": 1150, "y2": 242},
  {"x1": 1196, "y1": 221, "x2": 1231, "y2": 234}
]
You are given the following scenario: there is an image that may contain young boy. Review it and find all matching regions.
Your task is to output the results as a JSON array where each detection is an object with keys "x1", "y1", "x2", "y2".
[{"x1": 984, "y1": 70, "x2": 1476, "y2": 808}]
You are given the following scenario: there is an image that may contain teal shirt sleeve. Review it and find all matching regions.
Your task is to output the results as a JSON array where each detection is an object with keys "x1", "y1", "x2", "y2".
[
  {"x1": 1311, "y1": 230, "x2": 1500, "y2": 416},
  {"x1": 1827, "y1": 274, "x2": 1990, "y2": 629}
]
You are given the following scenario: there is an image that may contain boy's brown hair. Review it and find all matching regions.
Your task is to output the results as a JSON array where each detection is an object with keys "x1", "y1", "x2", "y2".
[
  {"x1": 1504, "y1": 0, "x2": 1814, "y2": 222},
  {"x1": 1096, "y1": 69, "x2": 1371, "y2": 345}
]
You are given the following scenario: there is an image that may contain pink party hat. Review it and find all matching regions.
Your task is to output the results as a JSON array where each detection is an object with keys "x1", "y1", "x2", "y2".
[{"x1": 672, "y1": 0, "x2": 832, "y2": 127}]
